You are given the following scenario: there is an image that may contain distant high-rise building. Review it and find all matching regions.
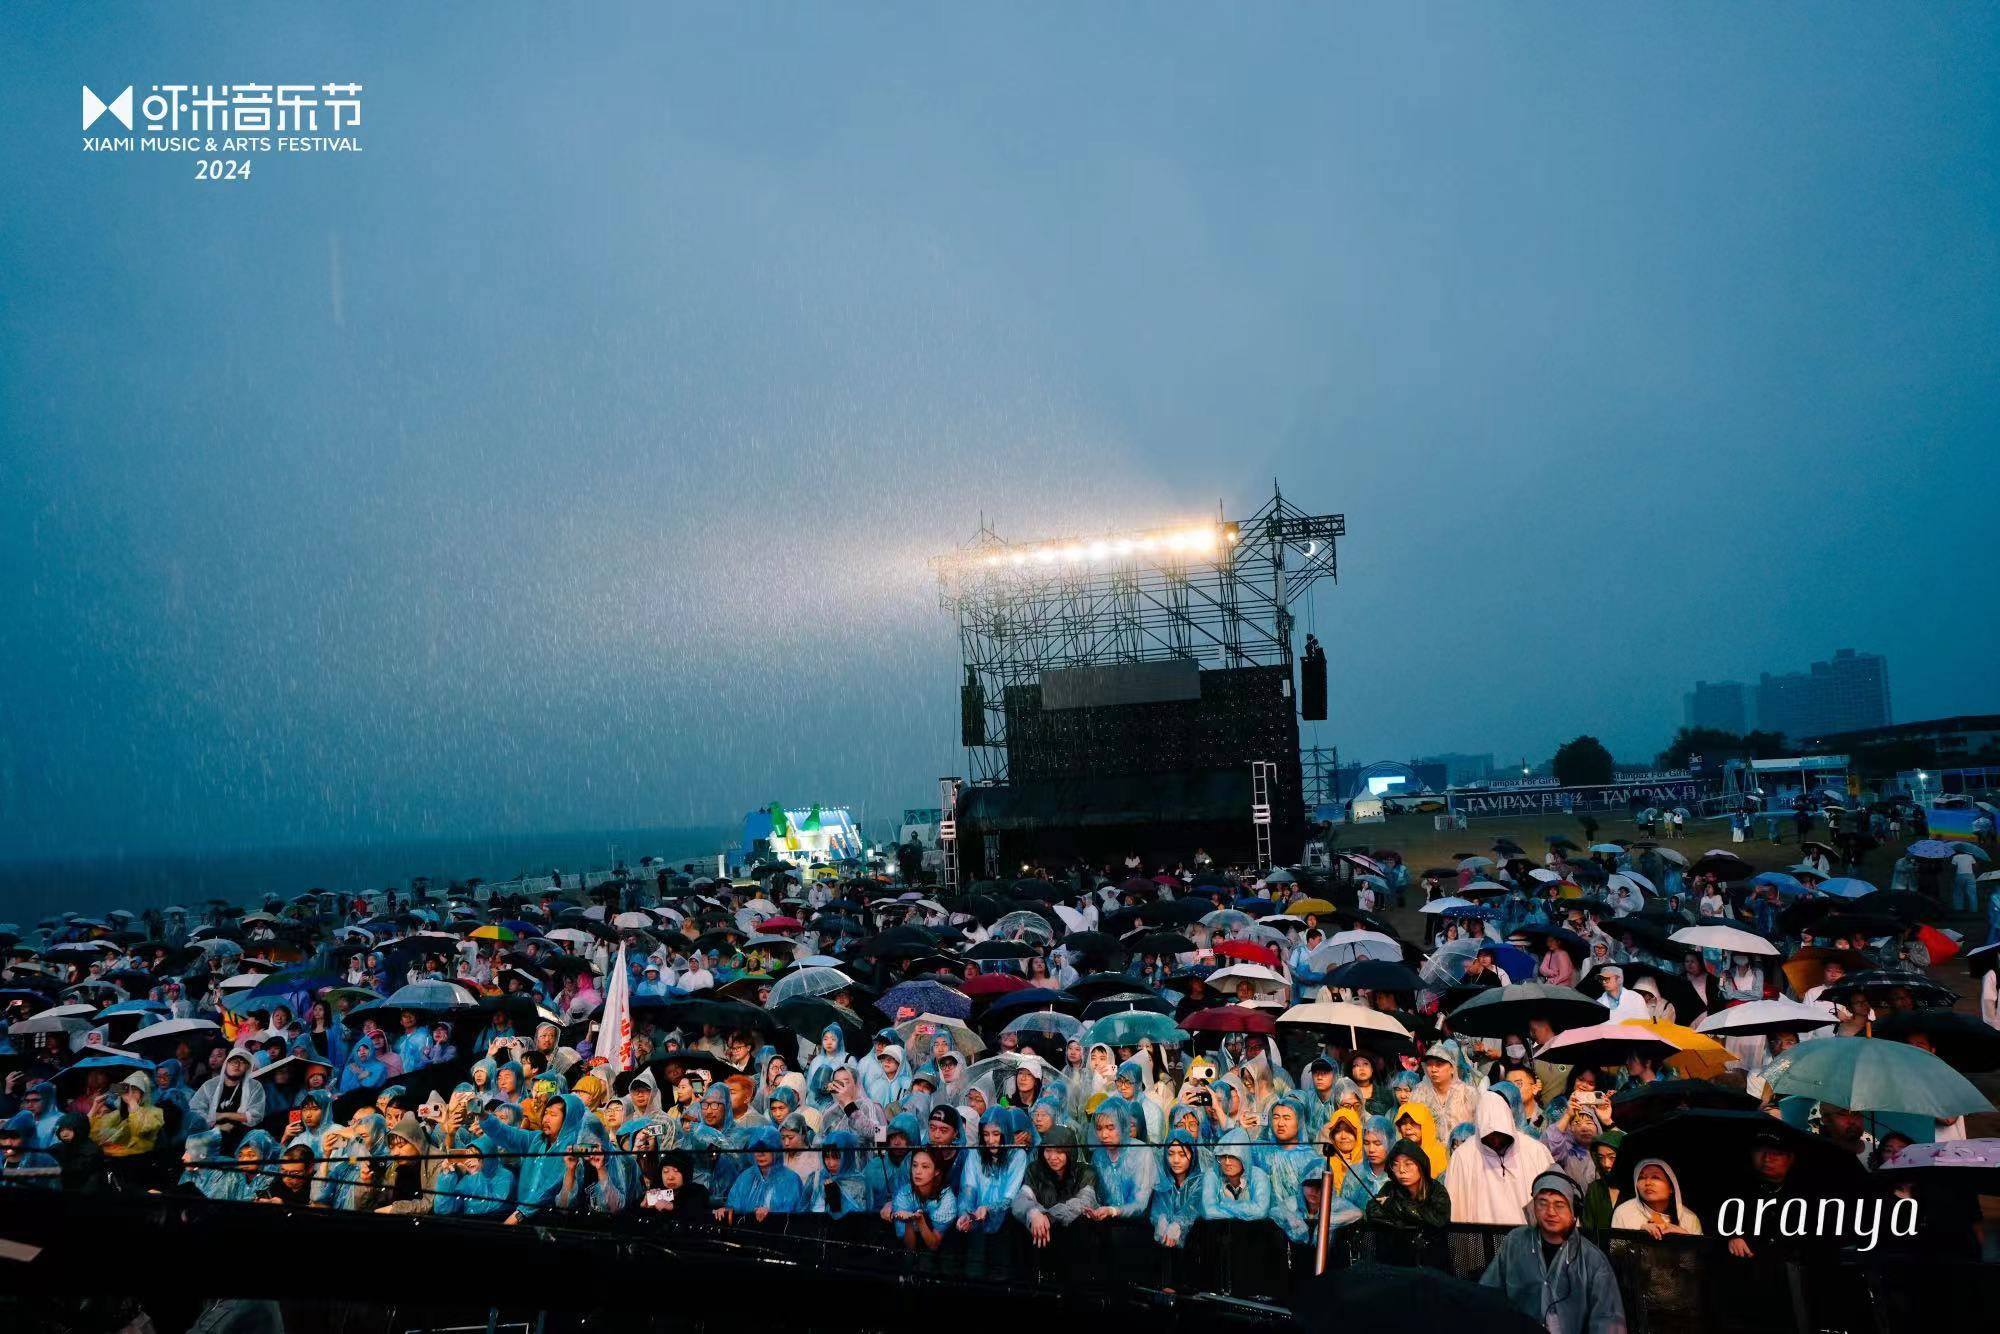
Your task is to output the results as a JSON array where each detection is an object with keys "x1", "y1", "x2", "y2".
[
  {"x1": 1417, "y1": 752, "x2": 1496, "y2": 786},
  {"x1": 1683, "y1": 681, "x2": 1747, "y2": 734},
  {"x1": 1755, "y1": 649, "x2": 1891, "y2": 744}
]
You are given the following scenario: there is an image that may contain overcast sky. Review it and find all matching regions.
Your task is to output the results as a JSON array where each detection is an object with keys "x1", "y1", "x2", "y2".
[{"x1": 4, "y1": 5, "x2": 1996, "y2": 860}]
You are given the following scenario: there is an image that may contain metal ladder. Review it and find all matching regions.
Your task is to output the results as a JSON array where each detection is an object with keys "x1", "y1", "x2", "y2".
[{"x1": 1251, "y1": 760, "x2": 1275, "y2": 871}]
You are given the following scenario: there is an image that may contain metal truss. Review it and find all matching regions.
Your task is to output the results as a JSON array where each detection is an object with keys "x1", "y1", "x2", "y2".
[{"x1": 932, "y1": 483, "x2": 1344, "y2": 784}]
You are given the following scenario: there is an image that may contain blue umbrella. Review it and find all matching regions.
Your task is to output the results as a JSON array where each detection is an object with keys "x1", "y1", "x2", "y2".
[
  {"x1": 1908, "y1": 840, "x2": 1956, "y2": 860},
  {"x1": 1762, "y1": 1036, "x2": 1993, "y2": 1119},
  {"x1": 1442, "y1": 904, "x2": 1495, "y2": 920},
  {"x1": 1084, "y1": 1010, "x2": 1186, "y2": 1049},
  {"x1": 1750, "y1": 871, "x2": 1807, "y2": 898},
  {"x1": 95, "y1": 999, "x2": 168, "y2": 1018},
  {"x1": 875, "y1": 979, "x2": 971, "y2": 1022},
  {"x1": 1484, "y1": 943, "x2": 1539, "y2": 982},
  {"x1": 1815, "y1": 877, "x2": 1877, "y2": 900}
]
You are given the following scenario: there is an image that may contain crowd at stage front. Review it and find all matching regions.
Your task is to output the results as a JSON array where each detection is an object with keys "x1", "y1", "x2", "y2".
[{"x1": 4, "y1": 830, "x2": 1998, "y2": 1330}]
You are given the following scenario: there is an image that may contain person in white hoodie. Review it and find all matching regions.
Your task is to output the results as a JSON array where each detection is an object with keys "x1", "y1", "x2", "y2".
[
  {"x1": 1596, "y1": 966, "x2": 1651, "y2": 1024},
  {"x1": 1444, "y1": 1087, "x2": 1556, "y2": 1224}
]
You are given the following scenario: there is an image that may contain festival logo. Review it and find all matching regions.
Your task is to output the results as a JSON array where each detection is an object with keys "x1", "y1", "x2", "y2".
[{"x1": 80, "y1": 80, "x2": 365, "y2": 180}]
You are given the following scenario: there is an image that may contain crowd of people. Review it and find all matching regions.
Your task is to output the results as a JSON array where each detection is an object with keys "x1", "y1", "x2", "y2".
[{"x1": 2, "y1": 825, "x2": 1997, "y2": 1330}]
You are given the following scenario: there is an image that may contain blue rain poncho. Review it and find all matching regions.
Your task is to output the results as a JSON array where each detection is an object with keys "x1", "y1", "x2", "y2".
[
  {"x1": 725, "y1": 1126, "x2": 808, "y2": 1215},
  {"x1": 683, "y1": 1083, "x2": 742, "y2": 1197},
  {"x1": 805, "y1": 1024, "x2": 855, "y2": 1083},
  {"x1": 890, "y1": 1169, "x2": 959, "y2": 1240},
  {"x1": 337, "y1": 1038, "x2": 388, "y2": 1095},
  {"x1": 1149, "y1": 1128, "x2": 1207, "y2": 1245},
  {"x1": 1296, "y1": 1059, "x2": 1341, "y2": 1141},
  {"x1": 816, "y1": 1129, "x2": 871, "y2": 1218},
  {"x1": 178, "y1": 1129, "x2": 237, "y2": 1200},
  {"x1": 1330, "y1": 1114, "x2": 1396, "y2": 1229},
  {"x1": 480, "y1": 1093, "x2": 588, "y2": 1218},
  {"x1": 860, "y1": 1044, "x2": 911, "y2": 1108},
  {"x1": 1262, "y1": 1094, "x2": 1327, "y2": 1243},
  {"x1": 1199, "y1": 1138, "x2": 1271, "y2": 1221},
  {"x1": 1112, "y1": 1060, "x2": 1165, "y2": 1141},
  {"x1": 558, "y1": 1131, "x2": 637, "y2": 1214},
  {"x1": 1088, "y1": 1097, "x2": 1158, "y2": 1218},
  {"x1": 864, "y1": 1111, "x2": 924, "y2": 1210},
  {"x1": 959, "y1": 1112, "x2": 1029, "y2": 1232},
  {"x1": 3, "y1": 1111, "x2": 59, "y2": 1190},
  {"x1": 432, "y1": 1137, "x2": 515, "y2": 1219}
]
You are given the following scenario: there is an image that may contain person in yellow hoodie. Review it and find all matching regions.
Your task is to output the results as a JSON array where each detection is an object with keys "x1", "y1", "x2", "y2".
[
  {"x1": 1318, "y1": 1107, "x2": 1366, "y2": 1194},
  {"x1": 90, "y1": 1070, "x2": 165, "y2": 1159},
  {"x1": 1389, "y1": 1101, "x2": 1448, "y2": 1179}
]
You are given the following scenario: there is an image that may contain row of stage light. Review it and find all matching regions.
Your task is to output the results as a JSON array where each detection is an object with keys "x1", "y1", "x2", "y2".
[{"x1": 944, "y1": 521, "x2": 1243, "y2": 571}]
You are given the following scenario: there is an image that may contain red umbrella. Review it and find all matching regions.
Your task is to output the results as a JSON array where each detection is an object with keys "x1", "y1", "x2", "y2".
[
  {"x1": 1917, "y1": 924, "x2": 1960, "y2": 965},
  {"x1": 1212, "y1": 939, "x2": 1279, "y2": 967},
  {"x1": 960, "y1": 973, "x2": 1030, "y2": 997},
  {"x1": 758, "y1": 916, "x2": 805, "y2": 933},
  {"x1": 1181, "y1": 1006, "x2": 1277, "y2": 1034}
]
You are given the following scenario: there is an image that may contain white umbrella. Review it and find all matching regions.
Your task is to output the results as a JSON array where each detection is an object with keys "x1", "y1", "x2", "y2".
[
  {"x1": 1276, "y1": 1001, "x2": 1412, "y2": 1040},
  {"x1": 126, "y1": 1017, "x2": 223, "y2": 1046},
  {"x1": 546, "y1": 927, "x2": 595, "y2": 946},
  {"x1": 215, "y1": 973, "x2": 266, "y2": 991},
  {"x1": 1669, "y1": 925, "x2": 1780, "y2": 957},
  {"x1": 1307, "y1": 931, "x2": 1402, "y2": 970},
  {"x1": 1051, "y1": 904, "x2": 1087, "y2": 932},
  {"x1": 1419, "y1": 897, "x2": 1474, "y2": 914},
  {"x1": 1654, "y1": 848, "x2": 1688, "y2": 867},
  {"x1": 1609, "y1": 869, "x2": 1656, "y2": 895},
  {"x1": 8, "y1": 1011, "x2": 92, "y2": 1036},
  {"x1": 1693, "y1": 998, "x2": 1838, "y2": 1037},
  {"x1": 1205, "y1": 962, "x2": 1288, "y2": 987},
  {"x1": 613, "y1": 911, "x2": 653, "y2": 929}
]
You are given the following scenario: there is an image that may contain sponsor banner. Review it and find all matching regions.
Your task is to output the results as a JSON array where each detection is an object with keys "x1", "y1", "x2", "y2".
[{"x1": 1451, "y1": 778, "x2": 1712, "y2": 818}]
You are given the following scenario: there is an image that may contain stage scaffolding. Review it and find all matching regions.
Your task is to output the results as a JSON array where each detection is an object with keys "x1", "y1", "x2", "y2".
[{"x1": 931, "y1": 483, "x2": 1344, "y2": 788}]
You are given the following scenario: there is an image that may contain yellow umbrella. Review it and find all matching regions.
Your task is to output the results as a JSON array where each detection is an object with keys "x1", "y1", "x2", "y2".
[
  {"x1": 468, "y1": 924, "x2": 517, "y2": 943},
  {"x1": 1619, "y1": 1019, "x2": 1736, "y2": 1080},
  {"x1": 1287, "y1": 898, "x2": 1337, "y2": 917},
  {"x1": 1556, "y1": 880, "x2": 1584, "y2": 899}
]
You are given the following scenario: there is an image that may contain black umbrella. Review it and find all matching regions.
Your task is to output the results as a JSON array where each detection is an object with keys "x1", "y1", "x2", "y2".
[
  {"x1": 1326, "y1": 959, "x2": 1423, "y2": 993},
  {"x1": 1506, "y1": 924, "x2": 1588, "y2": 962},
  {"x1": 1068, "y1": 971, "x2": 1155, "y2": 1002},
  {"x1": 652, "y1": 997, "x2": 782, "y2": 1037},
  {"x1": 1821, "y1": 969, "x2": 1958, "y2": 1010},
  {"x1": 1445, "y1": 983, "x2": 1605, "y2": 1038},
  {"x1": 768, "y1": 996, "x2": 870, "y2": 1050},
  {"x1": 1610, "y1": 1110, "x2": 1867, "y2": 1217},
  {"x1": 1291, "y1": 1263, "x2": 1542, "y2": 1334},
  {"x1": 1607, "y1": 1077, "x2": 1760, "y2": 1130},
  {"x1": 964, "y1": 939, "x2": 1036, "y2": 961},
  {"x1": 1689, "y1": 851, "x2": 1755, "y2": 880},
  {"x1": 1129, "y1": 931, "x2": 1198, "y2": 957},
  {"x1": 1059, "y1": 931, "x2": 1123, "y2": 960},
  {"x1": 979, "y1": 988, "x2": 1082, "y2": 1026},
  {"x1": 1871, "y1": 1010, "x2": 2000, "y2": 1068}
]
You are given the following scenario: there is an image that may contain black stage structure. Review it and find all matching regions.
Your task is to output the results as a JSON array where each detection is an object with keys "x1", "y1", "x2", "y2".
[{"x1": 931, "y1": 484, "x2": 1343, "y2": 882}]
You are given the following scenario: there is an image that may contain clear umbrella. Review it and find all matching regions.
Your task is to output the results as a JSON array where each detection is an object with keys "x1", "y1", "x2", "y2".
[{"x1": 767, "y1": 966, "x2": 854, "y2": 1005}]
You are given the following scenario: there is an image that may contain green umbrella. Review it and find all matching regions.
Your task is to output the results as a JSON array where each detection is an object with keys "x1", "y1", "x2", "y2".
[
  {"x1": 1761, "y1": 1035, "x2": 1994, "y2": 1119},
  {"x1": 1083, "y1": 1010, "x2": 1186, "y2": 1049}
]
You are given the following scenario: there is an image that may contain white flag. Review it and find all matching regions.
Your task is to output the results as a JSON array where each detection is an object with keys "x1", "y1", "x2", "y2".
[{"x1": 600, "y1": 941, "x2": 634, "y2": 1075}]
